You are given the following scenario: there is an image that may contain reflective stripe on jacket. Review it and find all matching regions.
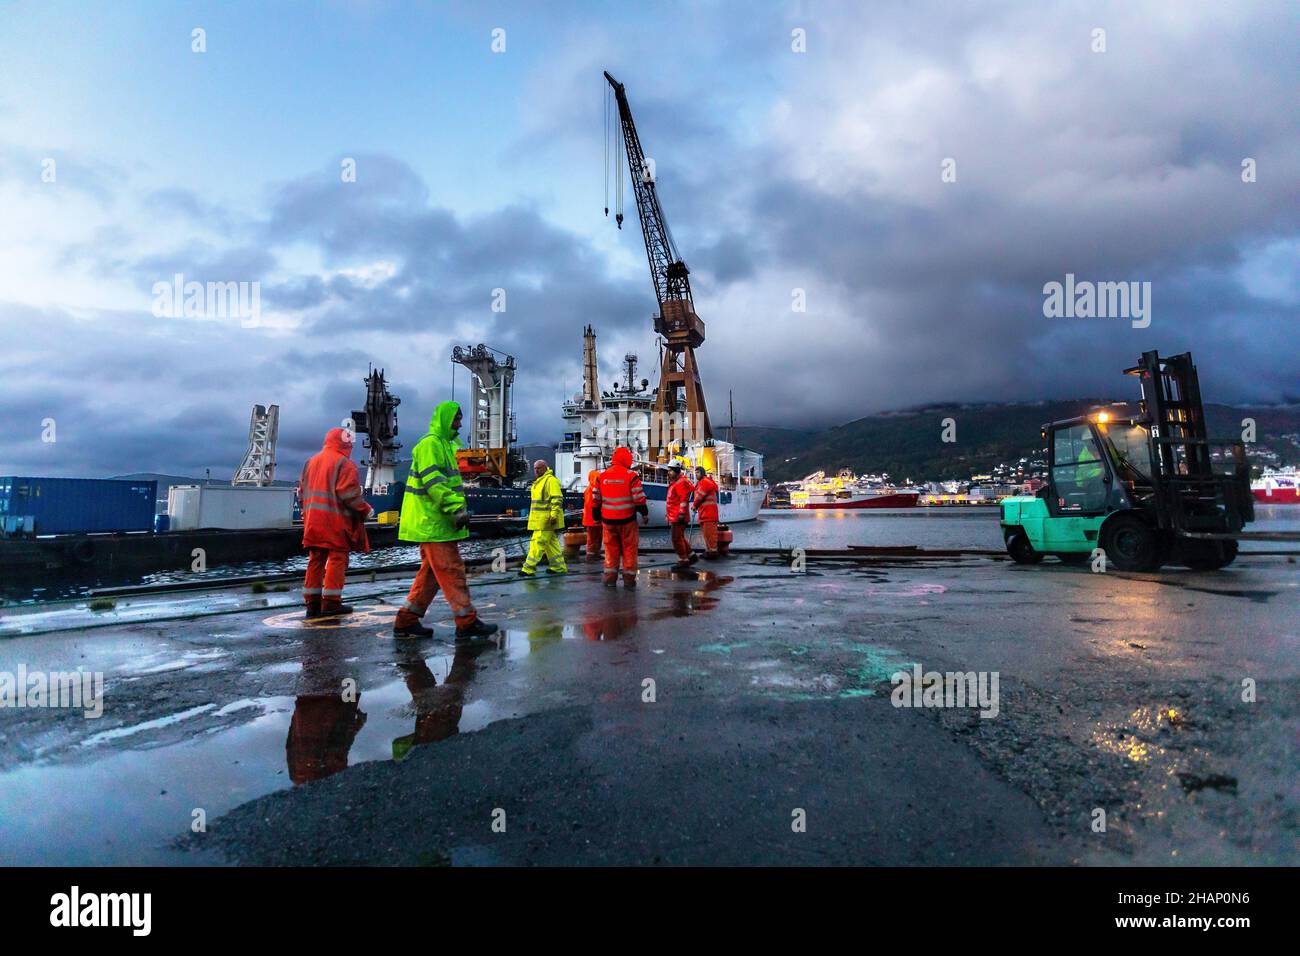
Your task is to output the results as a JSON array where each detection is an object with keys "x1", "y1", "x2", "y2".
[
  {"x1": 398, "y1": 401, "x2": 469, "y2": 543},
  {"x1": 693, "y1": 475, "x2": 720, "y2": 522},
  {"x1": 528, "y1": 468, "x2": 565, "y2": 531},
  {"x1": 666, "y1": 476, "x2": 695, "y2": 524},
  {"x1": 300, "y1": 428, "x2": 371, "y2": 552},
  {"x1": 594, "y1": 455, "x2": 647, "y2": 524}
]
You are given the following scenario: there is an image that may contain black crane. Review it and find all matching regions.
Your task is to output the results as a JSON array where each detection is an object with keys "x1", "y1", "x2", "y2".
[{"x1": 604, "y1": 70, "x2": 711, "y2": 457}]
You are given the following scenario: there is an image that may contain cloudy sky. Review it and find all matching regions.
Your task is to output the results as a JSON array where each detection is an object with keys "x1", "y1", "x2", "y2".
[{"x1": 1, "y1": 0, "x2": 1296, "y2": 478}]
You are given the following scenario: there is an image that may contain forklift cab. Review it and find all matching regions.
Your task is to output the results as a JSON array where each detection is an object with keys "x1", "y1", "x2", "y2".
[
  {"x1": 1012, "y1": 414, "x2": 1146, "y2": 556},
  {"x1": 1045, "y1": 415, "x2": 1152, "y2": 518}
]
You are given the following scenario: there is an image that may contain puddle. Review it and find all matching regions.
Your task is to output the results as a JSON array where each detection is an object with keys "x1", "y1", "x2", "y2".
[{"x1": 0, "y1": 642, "x2": 514, "y2": 865}]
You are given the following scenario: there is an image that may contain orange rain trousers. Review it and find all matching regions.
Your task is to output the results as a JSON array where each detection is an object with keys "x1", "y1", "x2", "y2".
[
  {"x1": 305, "y1": 548, "x2": 349, "y2": 611},
  {"x1": 700, "y1": 521, "x2": 719, "y2": 555},
  {"x1": 670, "y1": 522, "x2": 692, "y2": 562},
  {"x1": 393, "y1": 542, "x2": 478, "y2": 629},
  {"x1": 602, "y1": 522, "x2": 640, "y2": 583}
]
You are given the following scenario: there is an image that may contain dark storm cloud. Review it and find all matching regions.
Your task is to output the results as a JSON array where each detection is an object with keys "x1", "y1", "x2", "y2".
[{"x1": 259, "y1": 158, "x2": 651, "y2": 368}]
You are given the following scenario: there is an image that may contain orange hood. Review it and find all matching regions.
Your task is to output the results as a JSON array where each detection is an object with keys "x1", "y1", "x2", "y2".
[
  {"x1": 323, "y1": 427, "x2": 354, "y2": 457},
  {"x1": 612, "y1": 447, "x2": 633, "y2": 469}
]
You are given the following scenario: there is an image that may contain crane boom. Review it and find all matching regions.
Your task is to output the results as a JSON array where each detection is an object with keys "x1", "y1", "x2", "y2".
[
  {"x1": 604, "y1": 70, "x2": 693, "y2": 308},
  {"x1": 603, "y1": 70, "x2": 711, "y2": 457}
]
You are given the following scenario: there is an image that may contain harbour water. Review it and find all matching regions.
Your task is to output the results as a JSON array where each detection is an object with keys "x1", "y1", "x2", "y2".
[{"x1": 4, "y1": 505, "x2": 1297, "y2": 605}]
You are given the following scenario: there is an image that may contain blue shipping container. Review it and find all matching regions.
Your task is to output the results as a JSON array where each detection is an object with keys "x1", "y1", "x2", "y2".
[{"x1": 0, "y1": 477, "x2": 158, "y2": 536}]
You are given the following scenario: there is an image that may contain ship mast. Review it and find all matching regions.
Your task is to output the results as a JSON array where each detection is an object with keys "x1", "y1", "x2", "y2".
[
  {"x1": 604, "y1": 70, "x2": 712, "y2": 462},
  {"x1": 582, "y1": 325, "x2": 601, "y2": 406}
]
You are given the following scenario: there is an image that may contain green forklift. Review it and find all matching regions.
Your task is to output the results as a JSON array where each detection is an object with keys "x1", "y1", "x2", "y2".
[{"x1": 1000, "y1": 350, "x2": 1262, "y2": 572}]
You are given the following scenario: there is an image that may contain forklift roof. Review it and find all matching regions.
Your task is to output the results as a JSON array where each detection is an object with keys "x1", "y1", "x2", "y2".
[{"x1": 1041, "y1": 415, "x2": 1143, "y2": 434}]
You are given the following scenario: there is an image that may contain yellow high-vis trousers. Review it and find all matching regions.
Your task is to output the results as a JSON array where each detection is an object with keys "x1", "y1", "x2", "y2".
[{"x1": 521, "y1": 529, "x2": 567, "y2": 573}]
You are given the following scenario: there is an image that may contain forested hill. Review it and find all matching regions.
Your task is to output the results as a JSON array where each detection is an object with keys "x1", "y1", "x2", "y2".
[{"x1": 735, "y1": 401, "x2": 1300, "y2": 484}]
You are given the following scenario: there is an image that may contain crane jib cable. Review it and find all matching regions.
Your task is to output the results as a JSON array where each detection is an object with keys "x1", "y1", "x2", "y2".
[{"x1": 605, "y1": 85, "x2": 611, "y2": 217}]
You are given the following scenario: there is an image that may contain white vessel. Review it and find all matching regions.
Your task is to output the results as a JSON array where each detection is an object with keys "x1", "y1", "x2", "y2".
[{"x1": 553, "y1": 332, "x2": 766, "y2": 527}]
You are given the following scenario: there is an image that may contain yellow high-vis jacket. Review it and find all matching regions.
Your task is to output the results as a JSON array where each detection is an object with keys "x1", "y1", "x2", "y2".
[{"x1": 527, "y1": 468, "x2": 565, "y2": 531}]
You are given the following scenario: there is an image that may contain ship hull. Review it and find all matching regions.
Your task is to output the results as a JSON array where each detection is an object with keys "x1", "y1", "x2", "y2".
[
  {"x1": 1253, "y1": 488, "x2": 1300, "y2": 504},
  {"x1": 792, "y1": 492, "x2": 920, "y2": 510},
  {"x1": 639, "y1": 480, "x2": 766, "y2": 527}
]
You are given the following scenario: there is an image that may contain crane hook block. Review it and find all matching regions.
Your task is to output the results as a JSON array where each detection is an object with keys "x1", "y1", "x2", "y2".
[{"x1": 616, "y1": 213, "x2": 624, "y2": 229}]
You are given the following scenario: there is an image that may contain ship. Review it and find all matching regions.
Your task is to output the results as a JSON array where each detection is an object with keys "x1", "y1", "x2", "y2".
[
  {"x1": 789, "y1": 470, "x2": 920, "y2": 510},
  {"x1": 553, "y1": 333, "x2": 766, "y2": 527},
  {"x1": 1252, "y1": 467, "x2": 1300, "y2": 504}
]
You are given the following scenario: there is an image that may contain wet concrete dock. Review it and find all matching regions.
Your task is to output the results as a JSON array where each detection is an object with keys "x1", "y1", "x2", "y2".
[{"x1": 1, "y1": 550, "x2": 1296, "y2": 866}]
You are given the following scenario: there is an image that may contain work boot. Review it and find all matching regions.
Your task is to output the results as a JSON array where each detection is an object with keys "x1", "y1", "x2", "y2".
[
  {"x1": 673, "y1": 560, "x2": 692, "y2": 570},
  {"x1": 688, "y1": 553, "x2": 699, "y2": 565},
  {"x1": 546, "y1": 566, "x2": 566, "y2": 575},
  {"x1": 622, "y1": 574, "x2": 637, "y2": 589},
  {"x1": 602, "y1": 575, "x2": 617, "y2": 588},
  {"x1": 703, "y1": 552, "x2": 719, "y2": 561},
  {"x1": 455, "y1": 619, "x2": 499, "y2": 643},
  {"x1": 393, "y1": 621, "x2": 435, "y2": 639},
  {"x1": 518, "y1": 567, "x2": 535, "y2": 577},
  {"x1": 304, "y1": 600, "x2": 322, "y2": 619},
  {"x1": 319, "y1": 603, "x2": 354, "y2": 616}
]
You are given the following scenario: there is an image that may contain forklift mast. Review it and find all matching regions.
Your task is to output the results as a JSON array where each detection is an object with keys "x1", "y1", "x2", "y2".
[
  {"x1": 1125, "y1": 351, "x2": 1211, "y2": 479},
  {"x1": 1123, "y1": 350, "x2": 1252, "y2": 532}
]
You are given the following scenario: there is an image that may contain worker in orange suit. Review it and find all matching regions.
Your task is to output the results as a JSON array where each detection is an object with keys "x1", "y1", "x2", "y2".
[
  {"x1": 666, "y1": 463, "x2": 697, "y2": 569},
  {"x1": 299, "y1": 427, "x2": 373, "y2": 617},
  {"x1": 693, "y1": 465, "x2": 720, "y2": 559},
  {"x1": 582, "y1": 469, "x2": 603, "y2": 561},
  {"x1": 591, "y1": 446, "x2": 648, "y2": 588}
]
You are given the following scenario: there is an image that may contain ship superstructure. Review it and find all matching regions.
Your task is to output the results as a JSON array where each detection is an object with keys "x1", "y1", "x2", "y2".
[
  {"x1": 1252, "y1": 466, "x2": 1299, "y2": 504},
  {"x1": 554, "y1": 328, "x2": 766, "y2": 525},
  {"x1": 789, "y1": 470, "x2": 919, "y2": 510}
]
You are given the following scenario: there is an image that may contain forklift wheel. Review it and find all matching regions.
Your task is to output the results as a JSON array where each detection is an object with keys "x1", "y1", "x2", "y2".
[
  {"x1": 1006, "y1": 530, "x2": 1043, "y2": 565},
  {"x1": 1178, "y1": 538, "x2": 1238, "y2": 571},
  {"x1": 1101, "y1": 513, "x2": 1164, "y2": 572}
]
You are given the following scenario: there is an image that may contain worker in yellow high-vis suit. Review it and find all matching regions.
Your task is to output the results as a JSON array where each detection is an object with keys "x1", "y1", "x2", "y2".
[{"x1": 520, "y1": 459, "x2": 567, "y2": 576}]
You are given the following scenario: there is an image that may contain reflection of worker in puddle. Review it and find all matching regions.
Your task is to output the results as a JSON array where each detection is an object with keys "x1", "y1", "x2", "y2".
[
  {"x1": 286, "y1": 641, "x2": 367, "y2": 784},
  {"x1": 521, "y1": 612, "x2": 566, "y2": 652},
  {"x1": 654, "y1": 571, "x2": 734, "y2": 619},
  {"x1": 581, "y1": 600, "x2": 639, "y2": 641},
  {"x1": 392, "y1": 643, "x2": 489, "y2": 758},
  {"x1": 513, "y1": 601, "x2": 639, "y2": 649}
]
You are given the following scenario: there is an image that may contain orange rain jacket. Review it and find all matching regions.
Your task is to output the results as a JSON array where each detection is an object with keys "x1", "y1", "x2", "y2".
[
  {"x1": 666, "y1": 474, "x2": 695, "y2": 524},
  {"x1": 593, "y1": 448, "x2": 648, "y2": 524},
  {"x1": 299, "y1": 428, "x2": 372, "y2": 552},
  {"x1": 582, "y1": 470, "x2": 602, "y2": 527},
  {"x1": 693, "y1": 473, "x2": 720, "y2": 522}
]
